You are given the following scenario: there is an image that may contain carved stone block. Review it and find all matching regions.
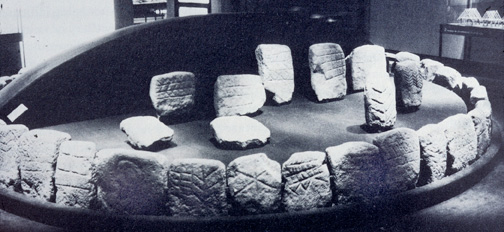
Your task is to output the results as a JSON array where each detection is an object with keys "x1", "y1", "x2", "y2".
[
  {"x1": 150, "y1": 71, "x2": 196, "y2": 117},
  {"x1": 416, "y1": 124, "x2": 447, "y2": 186},
  {"x1": 308, "y1": 43, "x2": 347, "y2": 101},
  {"x1": 372, "y1": 128, "x2": 420, "y2": 193},
  {"x1": 326, "y1": 142, "x2": 384, "y2": 204},
  {"x1": 470, "y1": 85, "x2": 488, "y2": 105},
  {"x1": 168, "y1": 158, "x2": 227, "y2": 216},
  {"x1": 0, "y1": 124, "x2": 28, "y2": 189},
  {"x1": 92, "y1": 149, "x2": 168, "y2": 215},
  {"x1": 120, "y1": 116, "x2": 174, "y2": 150},
  {"x1": 255, "y1": 44, "x2": 295, "y2": 104},
  {"x1": 433, "y1": 66, "x2": 462, "y2": 90},
  {"x1": 55, "y1": 141, "x2": 96, "y2": 208},
  {"x1": 214, "y1": 74, "x2": 266, "y2": 117},
  {"x1": 440, "y1": 114, "x2": 478, "y2": 174},
  {"x1": 395, "y1": 51, "x2": 420, "y2": 63},
  {"x1": 349, "y1": 45, "x2": 387, "y2": 91},
  {"x1": 468, "y1": 100, "x2": 492, "y2": 157},
  {"x1": 282, "y1": 151, "x2": 331, "y2": 211},
  {"x1": 210, "y1": 116, "x2": 270, "y2": 149},
  {"x1": 364, "y1": 71, "x2": 397, "y2": 130},
  {"x1": 394, "y1": 60, "x2": 423, "y2": 109},
  {"x1": 420, "y1": 59, "x2": 444, "y2": 82},
  {"x1": 227, "y1": 153, "x2": 281, "y2": 214},
  {"x1": 17, "y1": 129, "x2": 71, "y2": 202}
]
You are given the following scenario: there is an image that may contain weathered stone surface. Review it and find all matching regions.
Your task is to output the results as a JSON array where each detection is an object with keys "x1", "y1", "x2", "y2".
[
  {"x1": 416, "y1": 124, "x2": 447, "y2": 186},
  {"x1": 349, "y1": 45, "x2": 387, "y2": 91},
  {"x1": 394, "y1": 60, "x2": 423, "y2": 109},
  {"x1": 395, "y1": 51, "x2": 420, "y2": 63},
  {"x1": 308, "y1": 43, "x2": 347, "y2": 101},
  {"x1": 92, "y1": 149, "x2": 168, "y2": 215},
  {"x1": 0, "y1": 125, "x2": 28, "y2": 189},
  {"x1": 149, "y1": 71, "x2": 196, "y2": 117},
  {"x1": 227, "y1": 153, "x2": 281, "y2": 214},
  {"x1": 461, "y1": 76, "x2": 480, "y2": 92},
  {"x1": 168, "y1": 158, "x2": 227, "y2": 216},
  {"x1": 255, "y1": 44, "x2": 294, "y2": 104},
  {"x1": 282, "y1": 151, "x2": 331, "y2": 211},
  {"x1": 373, "y1": 128, "x2": 420, "y2": 193},
  {"x1": 120, "y1": 116, "x2": 174, "y2": 150},
  {"x1": 0, "y1": 119, "x2": 6, "y2": 125},
  {"x1": 433, "y1": 66, "x2": 462, "y2": 90},
  {"x1": 55, "y1": 141, "x2": 96, "y2": 208},
  {"x1": 213, "y1": 74, "x2": 266, "y2": 117},
  {"x1": 210, "y1": 116, "x2": 270, "y2": 149},
  {"x1": 470, "y1": 85, "x2": 488, "y2": 105},
  {"x1": 468, "y1": 100, "x2": 492, "y2": 157},
  {"x1": 17, "y1": 129, "x2": 71, "y2": 202},
  {"x1": 439, "y1": 114, "x2": 477, "y2": 174},
  {"x1": 420, "y1": 59, "x2": 444, "y2": 82},
  {"x1": 364, "y1": 71, "x2": 397, "y2": 130},
  {"x1": 326, "y1": 142, "x2": 384, "y2": 204}
]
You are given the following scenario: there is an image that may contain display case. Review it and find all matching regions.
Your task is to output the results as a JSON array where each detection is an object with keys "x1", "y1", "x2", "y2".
[{"x1": 0, "y1": 2, "x2": 23, "y2": 76}]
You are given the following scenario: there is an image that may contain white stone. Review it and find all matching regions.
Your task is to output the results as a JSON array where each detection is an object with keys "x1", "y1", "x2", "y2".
[
  {"x1": 309, "y1": 43, "x2": 347, "y2": 101},
  {"x1": 420, "y1": 59, "x2": 444, "y2": 82},
  {"x1": 149, "y1": 71, "x2": 196, "y2": 117},
  {"x1": 349, "y1": 45, "x2": 387, "y2": 91},
  {"x1": 120, "y1": 116, "x2": 174, "y2": 150},
  {"x1": 394, "y1": 60, "x2": 423, "y2": 108},
  {"x1": 470, "y1": 85, "x2": 488, "y2": 105},
  {"x1": 416, "y1": 124, "x2": 447, "y2": 186},
  {"x1": 433, "y1": 66, "x2": 462, "y2": 90},
  {"x1": 468, "y1": 100, "x2": 492, "y2": 157},
  {"x1": 0, "y1": 124, "x2": 28, "y2": 189},
  {"x1": 364, "y1": 71, "x2": 397, "y2": 130},
  {"x1": 210, "y1": 116, "x2": 270, "y2": 149},
  {"x1": 213, "y1": 74, "x2": 266, "y2": 117},
  {"x1": 439, "y1": 114, "x2": 478, "y2": 174},
  {"x1": 255, "y1": 44, "x2": 295, "y2": 104},
  {"x1": 395, "y1": 51, "x2": 420, "y2": 63},
  {"x1": 227, "y1": 153, "x2": 281, "y2": 214}
]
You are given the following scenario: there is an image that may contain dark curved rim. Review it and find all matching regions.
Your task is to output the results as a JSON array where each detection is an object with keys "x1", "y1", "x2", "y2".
[{"x1": 0, "y1": 121, "x2": 501, "y2": 231}]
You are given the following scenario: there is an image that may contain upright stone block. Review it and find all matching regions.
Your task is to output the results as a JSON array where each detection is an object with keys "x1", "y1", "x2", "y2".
[
  {"x1": 420, "y1": 59, "x2": 444, "y2": 82},
  {"x1": 213, "y1": 74, "x2": 266, "y2": 117},
  {"x1": 364, "y1": 71, "x2": 397, "y2": 130},
  {"x1": 394, "y1": 60, "x2": 423, "y2": 109},
  {"x1": 92, "y1": 149, "x2": 168, "y2": 215},
  {"x1": 395, "y1": 51, "x2": 420, "y2": 63},
  {"x1": 168, "y1": 158, "x2": 227, "y2": 216},
  {"x1": 17, "y1": 129, "x2": 71, "y2": 202},
  {"x1": 470, "y1": 85, "x2": 488, "y2": 105},
  {"x1": 349, "y1": 45, "x2": 387, "y2": 91},
  {"x1": 373, "y1": 128, "x2": 420, "y2": 193},
  {"x1": 416, "y1": 124, "x2": 447, "y2": 186},
  {"x1": 55, "y1": 141, "x2": 96, "y2": 208},
  {"x1": 255, "y1": 44, "x2": 295, "y2": 104},
  {"x1": 149, "y1": 71, "x2": 196, "y2": 117},
  {"x1": 440, "y1": 114, "x2": 478, "y2": 174},
  {"x1": 227, "y1": 153, "x2": 281, "y2": 214},
  {"x1": 326, "y1": 142, "x2": 384, "y2": 204},
  {"x1": 282, "y1": 151, "x2": 331, "y2": 211},
  {"x1": 468, "y1": 100, "x2": 492, "y2": 157},
  {"x1": 308, "y1": 43, "x2": 347, "y2": 101},
  {"x1": 433, "y1": 66, "x2": 462, "y2": 90},
  {"x1": 0, "y1": 125, "x2": 29, "y2": 189}
]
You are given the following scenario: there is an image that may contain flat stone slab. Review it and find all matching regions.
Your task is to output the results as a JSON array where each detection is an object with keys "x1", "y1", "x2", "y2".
[
  {"x1": 0, "y1": 124, "x2": 29, "y2": 189},
  {"x1": 308, "y1": 43, "x2": 347, "y2": 101},
  {"x1": 255, "y1": 44, "x2": 295, "y2": 104},
  {"x1": 214, "y1": 74, "x2": 266, "y2": 117},
  {"x1": 373, "y1": 128, "x2": 420, "y2": 193},
  {"x1": 168, "y1": 158, "x2": 227, "y2": 216},
  {"x1": 227, "y1": 153, "x2": 281, "y2": 214},
  {"x1": 416, "y1": 124, "x2": 447, "y2": 186},
  {"x1": 394, "y1": 60, "x2": 423, "y2": 109},
  {"x1": 349, "y1": 45, "x2": 387, "y2": 91},
  {"x1": 420, "y1": 59, "x2": 444, "y2": 82},
  {"x1": 210, "y1": 116, "x2": 270, "y2": 149},
  {"x1": 149, "y1": 71, "x2": 196, "y2": 117},
  {"x1": 92, "y1": 149, "x2": 168, "y2": 215},
  {"x1": 55, "y1": 141, "x2": 97, "y2": 208},
  {"x1": 440, "y1": 114, "x2": 478, "y2": 174},
  {"x1": 468, "y1": 100, "x2": 492, "y2": 158},
  {"x1": 120, "y1": 116, "x2": 174, "y2": 150},
  {"x1": 364, "y1": 71, "x2": 397, "y2": 130},
  {"x1": 17, "y1": 129, "x2": 71, "y2": 202},
  {"x1": 326, "y1": 142, "x2": 384, "y2": 204},
  {"x1": 282, "y1": 151, "x2": 331, "y2": 212},
  {"x1": 433, "y1": 66, "x2": 462, "y2": 90}
]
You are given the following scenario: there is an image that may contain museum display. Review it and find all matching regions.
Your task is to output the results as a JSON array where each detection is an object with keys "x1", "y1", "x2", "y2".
[{"x1": 0, "y1": 12, "x2": 500, "y2": 231}]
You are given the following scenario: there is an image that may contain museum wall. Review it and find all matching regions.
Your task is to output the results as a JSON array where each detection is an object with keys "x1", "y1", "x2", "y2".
[{"x1": 369, "y1": 0, "x2": 504, "y2": 65}]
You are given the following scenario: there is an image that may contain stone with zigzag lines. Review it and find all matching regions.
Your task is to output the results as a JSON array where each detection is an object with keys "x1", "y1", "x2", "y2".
[{"x1": 364, "y1": 71, "x2": 396, "y2": 130}]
